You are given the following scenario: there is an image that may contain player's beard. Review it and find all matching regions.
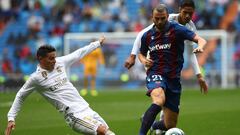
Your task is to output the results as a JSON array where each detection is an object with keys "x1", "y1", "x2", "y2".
[{"x1": 155, "y1": 22, "x2": 166, "y2": 31}]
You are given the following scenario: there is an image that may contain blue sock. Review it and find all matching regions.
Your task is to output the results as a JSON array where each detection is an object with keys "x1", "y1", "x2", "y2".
[
  {"x1": 152, "y1": 120, "x2": 167, "y2": 131},
  {"x1": 139, "y1": 104, "x2": 161, "y2": 135}
]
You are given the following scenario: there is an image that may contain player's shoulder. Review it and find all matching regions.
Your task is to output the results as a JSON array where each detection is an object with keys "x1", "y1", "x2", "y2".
[
  {"x1": 140, "y1": 24, "x2": 154, "y2": 34},
  {"x1": 169, "y1": 21, "x2": 189, "y2": 34},
  {"x1": 186, "y1": 20, "x2": 197, "y2": 31},
  {"x1": 32, "y1": 67, "x2": 46, "y2": 79},
  {"x1": 55, "y1": 57, "x2": 66, "y2": 65},
  {"x1": 27, "y1": 71, "x2": 40, "y2": 82},
  {"x1": 169, "y1": 21, "x2": 183, "y2": 27},
  {"x1": 140, "y1": 24, "x2": 154, "y2": 38}
]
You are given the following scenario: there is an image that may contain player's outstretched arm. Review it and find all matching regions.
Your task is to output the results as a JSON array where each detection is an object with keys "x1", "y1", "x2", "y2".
[
  {"x1": 58, "y1": 35, "x2": 106, "y2": 67},
  {"x1": 196, "y1": 74, "x2": 208, "y2": 94},
  {"x1": 190, "y1": 53, "x2": 208, "y2": 94},
  {"x1": 191, "y1": 35, "x2": 208, "y2": 93},
  {"x1": 124, "y1": 54, "x2": 136, "y2": 69},
  {"x1": 192, "y1": 34, "x2": 207, "y2": 53},
  {"x1": 5, "y1": 121, "x2": 15, "y2": 135}
]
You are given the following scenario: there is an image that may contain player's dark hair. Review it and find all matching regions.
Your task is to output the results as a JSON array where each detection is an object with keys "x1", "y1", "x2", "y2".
[
  {"x1": 37, "y1": 45, "x2": 56, "y2": 58},
  {"x1": 153, "y1": 4, "x2": 169, "y2": 14},
  {"x1": 180, "y1": 0, "x2": 195, "y2": 9}
]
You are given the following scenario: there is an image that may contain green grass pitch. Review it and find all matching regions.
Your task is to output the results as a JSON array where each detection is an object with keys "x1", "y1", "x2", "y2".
[{"x1": 0, "y1": 88, "x2": 240, "y2": 135}]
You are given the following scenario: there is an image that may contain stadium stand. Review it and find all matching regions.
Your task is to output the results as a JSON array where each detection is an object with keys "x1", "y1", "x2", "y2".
[{"x1": 0, "y1": 0, "x2": 239, "y2": 89}]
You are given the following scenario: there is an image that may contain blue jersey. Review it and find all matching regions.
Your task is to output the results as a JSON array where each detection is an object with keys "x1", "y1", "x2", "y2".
[{"x1": 140, "y1": 21, "x2": 195, "y2": 78}]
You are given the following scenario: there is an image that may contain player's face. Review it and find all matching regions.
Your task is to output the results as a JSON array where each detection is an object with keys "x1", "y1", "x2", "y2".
[
  {"x1": 179, "y1": 6, "x2": 194, "y2": 24},
  {"x1": 39, "y1": 52, "x2": 56, "y2": 71},
  {"x1": 152, "y1": 10, "x2": 168, "y2": 30}
]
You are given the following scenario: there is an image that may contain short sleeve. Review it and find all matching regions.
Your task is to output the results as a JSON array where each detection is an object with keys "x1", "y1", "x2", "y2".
[{"x1": 139, "y1": 32, "x2": 149, "y2": 56}]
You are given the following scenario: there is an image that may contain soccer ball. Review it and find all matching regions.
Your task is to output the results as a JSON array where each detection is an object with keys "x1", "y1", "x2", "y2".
[{"x1": 165, "y1": 128, "x2": 185, "y2": 135}]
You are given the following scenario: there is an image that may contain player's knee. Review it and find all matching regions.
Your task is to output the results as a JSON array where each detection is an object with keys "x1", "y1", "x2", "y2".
[
  {"x1": 153, "y1": 98, "x2": 165, "y2": 106},
  {"x1": 151, "y1": 88, "x2": 165, "y2": 106},
  {"x1": 96, "y1": 125, "x2": 107, "y2": 135}
]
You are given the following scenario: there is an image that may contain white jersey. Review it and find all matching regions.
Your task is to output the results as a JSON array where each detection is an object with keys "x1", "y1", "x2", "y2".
[
  {"x1": 8, "y1": 41, "x2": 101, "y2": 122},
  {"x1": 131, "y1": 13, "x2": 201, "y2": 75}
]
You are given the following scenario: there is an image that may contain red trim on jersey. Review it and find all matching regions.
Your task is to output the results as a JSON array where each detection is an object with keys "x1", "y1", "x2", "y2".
[{"x1": 169, "y1": 28, "x2": 178, "y2": 78}]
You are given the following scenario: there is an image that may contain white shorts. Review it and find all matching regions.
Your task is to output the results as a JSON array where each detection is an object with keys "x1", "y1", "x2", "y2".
[{"x1": 64, "y1": 107, "x2": 108, "y2": 135}]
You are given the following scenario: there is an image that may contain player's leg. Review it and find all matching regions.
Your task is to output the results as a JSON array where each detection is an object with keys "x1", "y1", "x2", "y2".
[
  {"x1": 164, "y1": 77, "x2": 181, "y2": 129},
  {"x1": 65, "y1": 112, "x2": 98, "y2": 134},
  {"x1": 65, "y1": 108, "x2": 115, "y2": 135},
  {"x1": 163, "y1": 107, "x2": 178, "y2": 129},
  {"x1": 152, "y1": 77, "x2": 181, "y2": 132},
  {"x1": 97, "y1": 125, "x2": 115, "y2": 135},
  {"x1": 139, "y1": 74, "x2": 167, "y2": 135},
  {"x1": 152, "y1": 109, "x2": 165, "y2": 135},
  {"x1": 89, "y1": 108, "x2": 115, "y2": 135},
  {"x1": 92, "y1": 110, "x2": 115, "y2": 135},
  {"x1": 139, "y1": 87, "x2": 165, "y2": 135},
  {"x1": 151, "y1": 108, "x2": 178, "y2": 135},
  {"x1": 140, "y1": 107, "x2": 165, "y2": 134},
  {"x1": 151, "y1": 107, "x2": 167, "y2": 132}
]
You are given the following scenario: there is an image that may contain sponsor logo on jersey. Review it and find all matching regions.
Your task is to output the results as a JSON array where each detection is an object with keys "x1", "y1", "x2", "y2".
[
  {"x1": 49, "y1": 77, "x2": 67, "y2": 91},
  {"x1": 149, "y1": 43, "x2": 171, "y2": 52}
]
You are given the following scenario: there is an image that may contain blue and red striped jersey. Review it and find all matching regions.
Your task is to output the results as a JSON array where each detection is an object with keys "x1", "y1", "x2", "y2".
[{"x1": 140, "y1": 21, "x2": 196, "y2": 78}]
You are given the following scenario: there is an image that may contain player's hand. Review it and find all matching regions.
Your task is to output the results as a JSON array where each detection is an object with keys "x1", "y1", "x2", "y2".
[
  {"x1": 193, "y1": 47, "x2": 203, "y2": 53},
  {"x1": 99, "y1": 35, "x2": 106, "y2": 45},
  {"x1": 143, "y1": 58, "x2": 153, "y2": 69},
  {"x1": 138, "y1": 53, "x2": 153, "y2": 69},
  {"x1": 197, "y1": 74, "x2": 208, "y2": 94},
  {"x1": 5, "y1": 121, "x2": 15, "y2": 135},
  {"x1": 124, "y1": 54, "x2": 136, "y2": 69}
]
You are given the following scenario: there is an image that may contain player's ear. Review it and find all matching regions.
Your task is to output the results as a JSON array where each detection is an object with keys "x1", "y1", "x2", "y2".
[{"x1": 37, "y1": 56, "x2": 43, "y2": 61}]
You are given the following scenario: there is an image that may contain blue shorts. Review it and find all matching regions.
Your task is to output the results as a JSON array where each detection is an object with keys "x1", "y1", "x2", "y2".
[{"x1": 145, "y1": 74, "x2": 182, "y2": 113}]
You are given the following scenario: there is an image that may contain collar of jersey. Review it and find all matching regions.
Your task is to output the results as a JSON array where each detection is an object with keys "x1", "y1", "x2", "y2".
[
  {"x1": 152, "y1": 21, "x2": 170, "y2": 33},
  {"x1": 37, "y1": 65, "x2": 50, "y2": 73}
]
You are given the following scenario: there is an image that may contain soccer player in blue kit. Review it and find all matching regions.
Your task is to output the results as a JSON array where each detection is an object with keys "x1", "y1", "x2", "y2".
[{"x1": 138, "y1": 4, "x2": 207, "y2": 135}]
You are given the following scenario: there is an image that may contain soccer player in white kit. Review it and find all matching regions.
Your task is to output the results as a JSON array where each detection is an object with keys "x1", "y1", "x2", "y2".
[{"x1": 5, "y1": 36, "x2": 115, "y2": 135}]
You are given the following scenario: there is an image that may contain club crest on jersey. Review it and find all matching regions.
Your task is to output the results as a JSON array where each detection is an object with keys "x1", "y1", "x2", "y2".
[
  {"x1": 41, "y1": 71, "x2": 48, "y2": 79},
  {"x1": 164, "y1": 32, "x2": 170, "y2": 36},
  {"x1": 56, "y1": 66, "x2": 62, "y2": 73}
]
